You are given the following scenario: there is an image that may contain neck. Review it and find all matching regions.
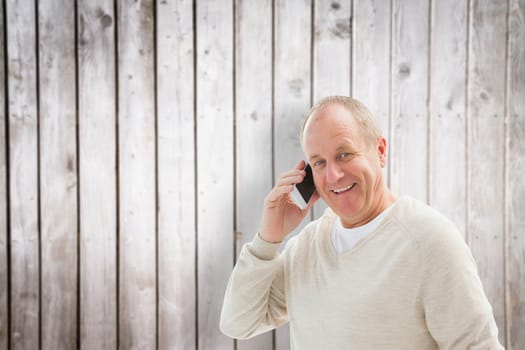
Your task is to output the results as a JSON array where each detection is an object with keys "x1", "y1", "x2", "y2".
[{"x1": 341, "y1": 188, "x2": 397, "y2": 228}]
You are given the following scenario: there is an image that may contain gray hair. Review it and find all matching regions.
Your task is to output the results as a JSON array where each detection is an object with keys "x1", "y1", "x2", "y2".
[{"x1": 300, "y1": 96, "x2": 383, "y2": 147}]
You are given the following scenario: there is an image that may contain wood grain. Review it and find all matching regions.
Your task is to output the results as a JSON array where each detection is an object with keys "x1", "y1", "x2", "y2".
[
  {"x1": 78, "y1": 0, "x2": 117, "y2": 348},
  {"x1": 38, "y1": 0, "x2": 78, "y2": 348},
  {"x1": 390, "y1": 0, "x2": 430, "y2": 202},
  {"x1": 196, "y1": 0, "x2": 234, "y2": 349},
  {"x1": 429, "y1": 0, "x2": 468, "y2": 236},
  {"x1": 0, "y1": 1, "x2": 522, "y2": 348},
  {"x1": 507, "y1": 0, "x2": 525, "y2": 348},
  {"x1": 311, "y1": 0, "x2": 351, "y2": 219},
  {"x1": 353, "y1": 0, "x2": 391, "y2": 135},
  {"x1": 467, "y1": 0, "x2": 507, "y2": 345},
  {"x1": 0, "y1": 0, "x2": 7, "y2": 347},
  {"x1": 156, "y1": 0, "x2": 196, "y2": 349},
  {"x1": 313, "y1": 0, "x2": 351, "y2": 100},
  {"x1": 353, "y1": 0, "x2": 391, "y2": 185},
  {"x1": 117, "y1": 0, "x2": 157, "y2": 348},
  {"x1": 274, "y1": 0, "x2": 312, "y2": 348},
  {"x1": 235, "y1": 0, "x2": 274, "y2": 348},
  {"x1": 6, "y1": 0, "x2": 40, "y2": 348}
]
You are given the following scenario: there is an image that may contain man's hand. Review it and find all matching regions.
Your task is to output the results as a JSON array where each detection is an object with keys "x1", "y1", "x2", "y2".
[{"x1": 258, "y1": 160, "x2": 320, "y2": 243}]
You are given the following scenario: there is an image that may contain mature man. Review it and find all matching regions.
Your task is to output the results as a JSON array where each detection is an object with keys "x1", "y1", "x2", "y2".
[{"x1": 220, "y1": 96, "x2": 503, "y2": 349}]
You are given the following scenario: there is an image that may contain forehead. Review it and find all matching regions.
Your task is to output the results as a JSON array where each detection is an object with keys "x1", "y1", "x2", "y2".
[
  {"x1": 303, "y1": 104, "x2": 359, "y2": 144},
  {"x1": 303, "y1": 104, "x2": 362, "y2": 152}
]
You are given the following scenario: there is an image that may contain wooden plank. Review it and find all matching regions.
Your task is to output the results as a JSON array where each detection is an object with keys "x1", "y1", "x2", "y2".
[
  {"x1": 312, "y1": 0, "x2": 351, "y2": 219},
  {"x1": 352, "y1": 0, "x2": 391, "y2": 181},
  {"x1": 117, "y1": 0, "x2": 156, "y2": 348},
  {"x1": 77, "y1": 0, "x2": 117, "y2": 348},
  {"x1": 0, "y1": 0, "x2": 7, "y2": 348},
  {"x1": 353, "y1": 0, "x2": 391, "y2": 134},
  {"x1": 429, "y1": 0, "x2": 468, "y2": 236},
  {"x1": 38, "y1": 0, "x2": 78, "y2": 348},
  {"x1": 313, "y1": 0, "x2": 351, "y2": 100},
  {"x1": 273, "y1": 0, "x2": 312, "y2": 348},
  {"x1": 156, "y1": 0, "x2": 196, "y2": 349},
  {"x1": 234, "y1": 0, "x2": 273, "y2": 349},
  {"x1": 507, "y1": 0, "x2": 525, "y2": 348},
  {"x1": 196, "y1": 0, "x2": 234, "y2": 349},
  {"x1": 467, "y1": 0, "x2": 507, "y2": 345},
  {"x1": 390, "y1": 0, "x2": 430, "y2": 202},
  {"x1": 6, "y1": 0, "x2": 40, "y2": 348},
  {"x1": 274, "y1": 0, "x2": 312, "y2": 176}
]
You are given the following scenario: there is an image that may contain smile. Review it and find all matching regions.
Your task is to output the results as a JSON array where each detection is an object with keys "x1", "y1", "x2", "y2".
[{"x1": 331, "y1": 183, "x2": 356, "y2": 194}]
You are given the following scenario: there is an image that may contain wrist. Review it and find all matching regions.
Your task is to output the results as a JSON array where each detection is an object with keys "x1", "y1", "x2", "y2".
[{"x1": 250, "y1": 233, "x2": 282, "y2": 260}]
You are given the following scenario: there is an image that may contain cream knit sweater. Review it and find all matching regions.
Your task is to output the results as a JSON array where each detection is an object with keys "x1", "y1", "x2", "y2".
[{"x1": 220, "y1": 196, "x2": 503, "y2": 349}]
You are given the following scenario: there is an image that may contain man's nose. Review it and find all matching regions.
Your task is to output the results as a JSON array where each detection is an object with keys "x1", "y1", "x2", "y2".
[{"x1": 325, "y1": 162, "x2": 344, "y2": 184}]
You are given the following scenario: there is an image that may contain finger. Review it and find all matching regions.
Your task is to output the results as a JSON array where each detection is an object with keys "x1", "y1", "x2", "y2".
[
  {"x1": 276, "y1": 168, "x2": 305, "y2": 182},
  {"x1": 265, "y1": 184, "x2": 294, "y2": 204},
  {"x1": 274, "y1": 161, "x2": 307, "y2": 184},
  {"x1": 294, "y1": 159, "x2": 306, "y2": 171},
  {"x1": 275, "y1": 173, "x2": 304, "y2": 188}
]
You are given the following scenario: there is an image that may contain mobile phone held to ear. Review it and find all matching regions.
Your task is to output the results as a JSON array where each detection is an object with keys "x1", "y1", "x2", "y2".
[{"x1": 290, "y1": 164, "x2": 316, "y2": 209}]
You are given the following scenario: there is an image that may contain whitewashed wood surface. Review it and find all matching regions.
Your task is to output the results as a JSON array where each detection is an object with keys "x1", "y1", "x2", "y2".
[
  {"x1": 78, "y1": 0, "x2": 118, "y2": 348},
  {"x1": 196, "y1": 0, "x2": 234, "y2": 349},
  {"x1": 468, "y1": 0, "x2": 508, "y2": 345},
  {"x1": 0, "y1": 0, "x2": 7, "y2": 347},
  {"x1": 38, "y1": 0, "x2": 78, "y2": 348},
  {"x1": 391, "y1": 0, "x2": 430, "y2": 202},
  {"x1": 117, "y1": 0, "x2": 157, "y2": 348},
  {"x1": 157, "y1": 0, "x2": 196, "y2": 349},
  {"x1": 0, "y1": 1, "x2": 523, "y2": 349},
  {"x1": 235, "y1": 0, "x2": 273, "y2": 348},
  {"x1": 6, "y1": 0, "x2": 40, "y2": 349},
  {"x1": 429, "y1": 0, "x2": 468, "y2": 237},
  {"x1": 507, "y1": 2, "x2": 525, "y2": 349}
]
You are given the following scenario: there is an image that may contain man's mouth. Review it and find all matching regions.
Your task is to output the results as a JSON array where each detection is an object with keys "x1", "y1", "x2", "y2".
[{"x1": 331, "y1": 183, "x2": 356, "y2": 194}]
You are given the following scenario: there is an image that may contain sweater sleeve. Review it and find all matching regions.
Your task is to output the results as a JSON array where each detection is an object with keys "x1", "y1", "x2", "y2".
[
  {"x1": 220, "y1": 233, "x2": 288, "y2": 339},
  {"x1": 420, "y1": 223, "x2": 504, "y2": 350}
]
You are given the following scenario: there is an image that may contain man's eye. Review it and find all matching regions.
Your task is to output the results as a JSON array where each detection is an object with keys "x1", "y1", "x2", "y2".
[
  {"x1": 339, "y1": 152, "x2": 351, "y2": 160},
  {"x1": 313, "y1": 160, "x2": 325, "y2": 167}
]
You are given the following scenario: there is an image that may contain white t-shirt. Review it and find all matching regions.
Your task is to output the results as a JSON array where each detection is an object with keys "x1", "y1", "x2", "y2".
[{"x1": 331, "y1": 205, "x2": 393, "y2": 253}]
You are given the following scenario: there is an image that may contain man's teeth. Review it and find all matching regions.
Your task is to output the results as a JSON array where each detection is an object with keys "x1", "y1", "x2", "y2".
[{"x1": 332, "y1": 183, "x2": 355, "y2": 193}]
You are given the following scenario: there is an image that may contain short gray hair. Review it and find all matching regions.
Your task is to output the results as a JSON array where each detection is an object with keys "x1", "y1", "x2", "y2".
[{"x1": 300, "y1": 96, "x2": 383, "y2": 147}]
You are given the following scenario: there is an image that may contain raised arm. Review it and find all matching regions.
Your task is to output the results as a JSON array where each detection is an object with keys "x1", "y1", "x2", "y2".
[{"x1": 220, "y1": 160, "x2": 319, "y2": 338}]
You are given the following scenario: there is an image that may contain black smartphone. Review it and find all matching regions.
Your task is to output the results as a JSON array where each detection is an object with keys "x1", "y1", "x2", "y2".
[{"x1": 290, "y1": 164, "x2": 316, "y2": 209}]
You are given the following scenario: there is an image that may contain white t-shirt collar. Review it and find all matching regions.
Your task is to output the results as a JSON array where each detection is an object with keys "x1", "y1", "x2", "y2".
[{"x1": 331, "y1": 205, "x2": 393, "y2": 254}]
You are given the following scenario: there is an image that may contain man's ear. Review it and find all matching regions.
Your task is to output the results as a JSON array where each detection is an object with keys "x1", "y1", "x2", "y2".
[{"x1": 377, "y1": 137, "x2": 387, "y2": 167}]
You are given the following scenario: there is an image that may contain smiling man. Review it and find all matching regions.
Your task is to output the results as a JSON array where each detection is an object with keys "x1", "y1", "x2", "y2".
[
  {"x1": 220, "y1": 96, "x2": 503, "y2": 349},
  {"x1": 302, "y1": 100, "x2": 395, "y2": 229}
]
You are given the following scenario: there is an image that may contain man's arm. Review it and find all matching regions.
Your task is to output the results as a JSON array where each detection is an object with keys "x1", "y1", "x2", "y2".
[
  {"x1": 221, "y1": 160, "x2": 318, "y2": 339},
  {"x1": 421, "y1": 224, "x2": 504, "y2": 350},
  {"x1": 220, "y1": 234, "x2": 287, "y2": 339}
]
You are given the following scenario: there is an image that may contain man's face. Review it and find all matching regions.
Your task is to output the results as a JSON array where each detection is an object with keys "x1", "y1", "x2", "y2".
[{"x1": 303, "y1": 103, "x2": 388, "y2": 227}]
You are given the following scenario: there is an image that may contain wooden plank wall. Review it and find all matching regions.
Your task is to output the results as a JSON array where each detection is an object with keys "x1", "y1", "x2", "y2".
[
  {"x1": 78, "y1": 0, "x2": 117, "y2": 348},
  {"x1": 0, "y1": 0, "x2": 523, "y2": 349},
  {"x1": 39, "y1": 0, "x2": 78, "y2": 348}
]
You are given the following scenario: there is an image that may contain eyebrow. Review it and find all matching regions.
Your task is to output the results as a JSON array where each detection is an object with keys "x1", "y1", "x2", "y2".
[
  {"x1": 308, "y1": 144, "x2": 354, "y2": 162},
  {"x1": 307, "y1": 153, "x2": 320, "y2": 163}
]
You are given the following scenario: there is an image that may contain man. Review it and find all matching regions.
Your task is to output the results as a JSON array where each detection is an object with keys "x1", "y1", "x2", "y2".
[{"x1": 220, "y1": 96, "x2": 503, "y2": 349}]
